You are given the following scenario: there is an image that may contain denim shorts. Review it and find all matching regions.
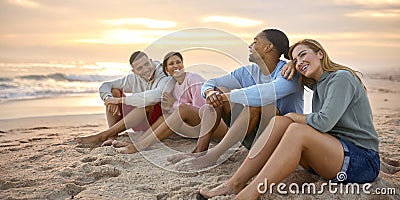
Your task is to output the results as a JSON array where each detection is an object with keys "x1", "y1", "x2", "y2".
[{"x1": 332, "y1": 139, "x2": 380, "y2": 183}]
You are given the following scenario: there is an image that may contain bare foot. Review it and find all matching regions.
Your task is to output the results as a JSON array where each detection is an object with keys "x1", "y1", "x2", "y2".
[
  {"x1": 167, "y1": 153, "x2": 193, "y2": 164},
  {"x1": 115, "y1": 144, "x2": 138, "y2": 154},
  {"x1": 112, "y1": 140, "x2": 130, "y2": 148},
  {"x1": 167, "y1": 151, "x2": 207, "y2": 164},
  {"x1": 74, "y1": 134, "x2": 103, "y2": 146},
  {"x1": 177, "y1": 153, "x2": 218, "y2": 171},
  {"x1": 101, "y1": 138, "x2": 116, "y2": 146},
  {"x1": 199, "y1": 181, "x2": 242, "y2": 199}
]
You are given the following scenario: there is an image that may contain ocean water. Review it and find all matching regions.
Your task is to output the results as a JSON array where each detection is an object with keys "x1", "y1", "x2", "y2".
[
  {"x1": 0, "y1": 61, "x2": 129, "y2": 103},
  {"x1": 0, "y1": 61, "x2": 230, "y2": 104}
]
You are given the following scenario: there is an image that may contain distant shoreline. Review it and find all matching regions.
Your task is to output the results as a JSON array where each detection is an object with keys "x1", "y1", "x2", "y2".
[{"x1": 0, "y1": 93, "x2": 104, "y2": 120}]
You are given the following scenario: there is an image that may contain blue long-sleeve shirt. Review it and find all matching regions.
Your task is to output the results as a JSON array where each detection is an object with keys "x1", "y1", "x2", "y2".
[{"x1": 201, "y1": 60, "x2": 303, "y2": 115}]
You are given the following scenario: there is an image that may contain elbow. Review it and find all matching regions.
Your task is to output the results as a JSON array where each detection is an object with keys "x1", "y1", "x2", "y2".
[
  {"x1": 315, "y1": 122, "x2": 335, "y2": 133},
  {"x1": 308, "y1": 115, "x2": 336, "y2": 133}
]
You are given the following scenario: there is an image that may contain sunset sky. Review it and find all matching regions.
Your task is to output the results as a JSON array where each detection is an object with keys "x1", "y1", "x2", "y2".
[{"x1": 0, "y1": 0, "x2": 399, "y2": 72}]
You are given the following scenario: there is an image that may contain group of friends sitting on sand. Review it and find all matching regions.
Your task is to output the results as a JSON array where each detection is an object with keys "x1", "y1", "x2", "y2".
[{"x1": 75, "y1": 29, "x2": 380, "y2": 200}]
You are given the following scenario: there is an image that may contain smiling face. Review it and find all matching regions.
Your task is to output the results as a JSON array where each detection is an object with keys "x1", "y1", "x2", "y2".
[
  {"x1": 291, "y1": 44, "x2": 324, "y2": 80},
  {"x1": 165, "y1": 55, "x2": 184, "y2": 76},
  {"x1": 131, "y1": 56, "x2": 155, "y2": 81}
]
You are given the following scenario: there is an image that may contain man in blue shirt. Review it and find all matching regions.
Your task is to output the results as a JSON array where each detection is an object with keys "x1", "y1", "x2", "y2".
[{"x1": 169, "y1": 29, "x2": 304, "y2": 170}]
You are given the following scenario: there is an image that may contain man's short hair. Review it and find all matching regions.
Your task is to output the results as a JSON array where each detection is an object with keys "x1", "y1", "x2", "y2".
[{"x1": 129, "y1": 51, "x2": 149, "y2": 65}]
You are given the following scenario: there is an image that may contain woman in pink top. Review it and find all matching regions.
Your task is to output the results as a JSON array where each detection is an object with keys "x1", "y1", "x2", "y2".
[{"x1": 115, "y1": 51, "x2": 228, "y2": 154}]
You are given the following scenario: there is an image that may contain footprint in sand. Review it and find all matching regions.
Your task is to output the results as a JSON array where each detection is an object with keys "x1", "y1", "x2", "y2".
[
  {"x1": 80, "y1": 156, "x2": 98, "y2": 163},
  {"x1": 381, "y1": 157, "x2": 400, "y2": 174},
  {"x1": 44, "y1": 183, "x2": 86, "y2": 199},
  {"x1": 0, "y1": 178, "x2": 38, "y2": 190},
  {"x1": 59, "y1": 162, "x2": 122, "y2": 187},
  {"x1": 93, "y1": 157, "x2": 133, "y2": 169},
  {"x1": 64, "y1": 183, "x2": 85, "y2": 197}
]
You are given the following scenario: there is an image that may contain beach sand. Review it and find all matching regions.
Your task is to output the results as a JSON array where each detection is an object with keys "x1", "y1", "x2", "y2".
[{"x1": 0, "y1": 77, "x2": 399, "y2": 200}]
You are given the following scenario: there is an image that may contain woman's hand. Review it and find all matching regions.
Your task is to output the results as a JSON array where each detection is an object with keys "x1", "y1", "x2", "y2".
[
  {"x1": 284, "y1": 112, "x2": 306, "y2": 123},
  {"x1": 161, "y1": 92, "x2": 175, "y2": 111},
  {"x1": 281, "y1": 61, "x2": 296, "y2": 80}
]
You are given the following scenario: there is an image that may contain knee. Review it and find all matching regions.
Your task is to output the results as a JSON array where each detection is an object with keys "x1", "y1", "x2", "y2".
[
  {"x1": 178, "y1": 104, "x2": 191, "y2": 119},
  {"x1": 199, "y1": 104, "x2": 215, "y2": 116},
  {"x1": 283, "y1": 123, "x2": 310, "y2": 141},
  {"x1": 144, "y1": 105, "x2": 154, "y2": 113},
  {"x1": 111, "y1": 88, "x2": 122, "y2": 97},
  {"x1": 243, "y1": 106, "x2": 261, "y2": 116},
  {"x1": 272, "y1": 115, "x2": 286, "y2": 123}
]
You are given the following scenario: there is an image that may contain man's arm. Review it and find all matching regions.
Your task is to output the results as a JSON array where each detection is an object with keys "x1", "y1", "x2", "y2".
[
  {"x1": 229, "y1": 72, "x2": 300, "y2": 107},
  {"x1": 200, "y1": 67, "x2": 247, "y2": 98},
  {"x1": 123, "y1": 76, "x2": 175, "y2": 108},
  {"x1": 99, "y1": 74, "x2": 134, "y2": 101}
]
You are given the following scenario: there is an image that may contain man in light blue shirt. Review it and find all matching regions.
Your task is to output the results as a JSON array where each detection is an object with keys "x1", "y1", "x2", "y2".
[{"x1": 172, "y1": 29, "x2": 304, "y2": 170}]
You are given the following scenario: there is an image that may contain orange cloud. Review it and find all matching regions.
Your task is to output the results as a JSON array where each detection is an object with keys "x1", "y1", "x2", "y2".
[
  {"x1": 72, "y1": 29, "x2": 173, "y2": 44},
  {"x1": 202, "y1": 16, "x2": 262, "y2": 27},
  {"x1": 8, "y1": 0, "x2": 39, "y2": 7},
  {"x1": 101, "y1": 18, "x2": 177, "y2": 29},
  {"x1": 346, "y1": 10, "x2": 399, "y2": 18}
]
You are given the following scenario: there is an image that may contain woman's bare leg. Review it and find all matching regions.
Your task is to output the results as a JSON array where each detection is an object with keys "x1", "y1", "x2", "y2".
[
  {"x1": 199, "y1": 116, "x2": 292, "y2": 198},
  {"x1": 116, "y1": 104, "x2": 202, "y2": 154},
  {"x1": 205, "y1": 120, "x2": 344, "y2": 199},
  {"x1": 167, "y1": 103, "x2": 231, "y2": 163},
  {"x1": 234, "y1": 123, "x2": 343, "y2": 199},
  {"x1": 110, "y1": 112, "x2": 167, "y2": 148}
]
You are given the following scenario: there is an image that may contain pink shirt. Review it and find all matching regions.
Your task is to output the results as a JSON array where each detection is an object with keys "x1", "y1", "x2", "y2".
[{"x1": 171, "y1": 72, "x2": 206, "y2": 112}]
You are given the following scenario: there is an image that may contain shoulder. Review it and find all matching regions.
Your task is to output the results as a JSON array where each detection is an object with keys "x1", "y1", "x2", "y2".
[
  {"x1": 329, "y1": 70, "x2": 356, "y2": 82},
  {"x1": 152, "y1": 60, "x2": 161, "y2": 67},
  {"x1": 125, "y1": 73, "x2": 138, "y2": 80},
  {"x1": 186, "y1": 72, "x2": 205, "y2": 79},
  {"x1": 324, "y1": 70, "x2": 360, "y2": 92},
  {"x1": 154, "y1": 63, "x2": 167, "y2": 79},
  {"x1": 275, "y1": 60, "x2": 287, "y2": 72},
  {"x1": 185, "y1": 72, "x2": 206, "y2": 84},
  {"x1": 271, "y1": 60, "x2": 288, "y2": 77},
  {"x1": 235, "y1": 63, "x2": 259, "y2": 74}
]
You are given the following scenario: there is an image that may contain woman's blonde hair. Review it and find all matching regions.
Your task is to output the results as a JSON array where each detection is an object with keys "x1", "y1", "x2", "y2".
[{"x1": 288, "y1": 39, "x2": 365, "y2": 89}]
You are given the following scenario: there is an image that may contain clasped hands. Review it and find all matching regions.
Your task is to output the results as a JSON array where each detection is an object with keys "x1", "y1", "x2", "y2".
[
  {"x1": 104, "y1": 97, "x2": 123, "y2": 116},
  {"x1": 205, "y1": 89, "x2": 229, "y2": 108}
]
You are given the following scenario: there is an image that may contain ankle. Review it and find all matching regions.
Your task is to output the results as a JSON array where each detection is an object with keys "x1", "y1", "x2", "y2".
[
  {"x1": 192, "y1": 145, "x2": 209, "y2": 153},
  {"x1": 227, "y1": 179, "x2": 246, "y2": 194}
]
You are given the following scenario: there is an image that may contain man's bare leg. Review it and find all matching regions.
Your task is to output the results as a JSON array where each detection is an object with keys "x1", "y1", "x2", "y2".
[
  {"x1": 112, "y1": 115, "x2": 166, "y2": 148},
  {"x1": 192, "y1": 103, "x2": 227, "y2": 153},
  {"x1": 166, "y1": 103, "x2": 229, "y2": 163},
  {"x1": 100, "y1": 88, "x2": 125, "y2": 146},
  {"x1": 75, "y1": 106, "x2": 150, "y2": 146},
  {"x1": 177, "y1": 106, "x2": 262, "y2": 170}
]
